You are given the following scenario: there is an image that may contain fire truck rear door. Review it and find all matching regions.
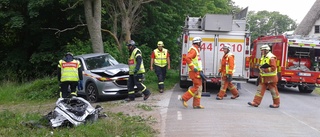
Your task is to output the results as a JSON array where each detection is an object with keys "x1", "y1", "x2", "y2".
[{"x1": 214, "y1": 35, "x2": 246, "y2": 78}]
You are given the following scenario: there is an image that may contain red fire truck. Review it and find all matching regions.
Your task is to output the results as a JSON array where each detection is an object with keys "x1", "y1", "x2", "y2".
[{"x1": 249, "y1": 35, "x2": 320, "y2": 93}]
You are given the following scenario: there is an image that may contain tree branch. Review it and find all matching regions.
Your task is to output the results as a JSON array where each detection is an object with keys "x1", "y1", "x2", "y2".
[{"x1": 61, "y1": 1, "x2": 81, "y2": 11}]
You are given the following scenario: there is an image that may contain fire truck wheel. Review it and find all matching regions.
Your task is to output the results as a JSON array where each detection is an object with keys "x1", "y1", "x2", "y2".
[
  {"x1": 298, "y1": 85, "x2": 314, "y2": 93},
  {"x1": 255, "y1": 77, "x2": 260, "y2": 86}
]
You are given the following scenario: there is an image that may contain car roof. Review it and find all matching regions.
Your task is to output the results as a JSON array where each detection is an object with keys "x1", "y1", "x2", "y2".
[{"x1": 74, "y1": 53, "x2": 110, "y2": 59}]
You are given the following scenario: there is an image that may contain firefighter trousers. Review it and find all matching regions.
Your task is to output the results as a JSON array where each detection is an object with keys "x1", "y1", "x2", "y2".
[
  {"x1": 154, "y1": 65, "x2": 167, "y2": 90},
  {"x1": 217, "y1": 77, "x2": 239, "y2": 98},
  {"x1": 252, "y1": 82, "x2": 280, "y2": 106},
  {"x1": 182, "y1": 71, "x2": 202, "y2": 107},
  {"x1": 60, "y1": 81, "x2": 78, "y2": 98},
  {"x1": 127, "y1": 74, "x2": 150, "y2": 100}
]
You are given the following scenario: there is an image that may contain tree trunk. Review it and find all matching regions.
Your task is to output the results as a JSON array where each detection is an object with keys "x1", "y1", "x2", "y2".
[
  {"x1": 84, "y1": 0, "x2": 103, "y2": 53},
  {"x1": 294, "y1": 0, "x2": 320, "y2": 35}
]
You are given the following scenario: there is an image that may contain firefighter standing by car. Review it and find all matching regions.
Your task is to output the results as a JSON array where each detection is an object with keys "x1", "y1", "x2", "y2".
[
  {"x1": 58, "y1": 52, "x2": 83, "y2": 98},
  {"x1": 216, "y1": 45, "x2": 240, "y2": 100},
  {"x1": 150, "y1": 41, "x2": 171, "y2": 93},
  {"x1": 248, "y1": 45, "x2": 280, "y2": 108},
  {"x1": 126, "y1": 40, "x2": 151, "y2": 101},
  {"x1": 180, "y1": 37, "x2": 206, "y2": 109}
]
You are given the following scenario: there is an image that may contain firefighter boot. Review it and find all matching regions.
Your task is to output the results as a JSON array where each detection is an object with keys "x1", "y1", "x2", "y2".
[
  {"x1": 269, "y1": 98, "x2": 280, "y2": 108},
  {"x1": 192, "y1": 94, "x2": 204, "y2": 109},
  {"x1": 229, "y1": 86, "x2": 239, "y2": 99},
  {"x1": 179, "y1": 97, "x2": 188, "y2": 108},
  {"x1": 248, "y1": 102, "x2": 259, "y2": 107},
  {"x1": 143, "y1": 89, "x2": 151, "y2": 101},
  {"x1": 216, "y1": 90, "x2": 226, "y2": 100}
]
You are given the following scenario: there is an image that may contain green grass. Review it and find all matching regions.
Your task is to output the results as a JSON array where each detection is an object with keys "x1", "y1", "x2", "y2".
[
  {"x1": 0, "y1": 110, "x2": 156, "y2": 136},
  {"x1": 315, "y1": 88, "x2": 320, "y2": 95},
  {"x1": 144, "y1": 69, "x2": 179, "y2": 93},
  {"x1": 0, "y1": 69, "x2": 180, "y2": 137}
]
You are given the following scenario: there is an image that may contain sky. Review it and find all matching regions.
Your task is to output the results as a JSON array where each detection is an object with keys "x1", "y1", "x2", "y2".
[{"x1": 232, "y1": 0, "x2": 316, "y2": 23}]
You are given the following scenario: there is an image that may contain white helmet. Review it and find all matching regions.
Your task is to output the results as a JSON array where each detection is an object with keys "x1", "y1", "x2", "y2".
[
  {"x1": 260, "y1": 45, "x2": 270, "y2": 50},
  {"x1": 222, "y1": 45, "x2": 231, "y2": 51},
  {"x1": 192, "y1": 37, "x2": 202, "y2": 44}
]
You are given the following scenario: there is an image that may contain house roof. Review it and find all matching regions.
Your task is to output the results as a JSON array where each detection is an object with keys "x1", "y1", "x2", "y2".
[{"x1": 294, "y1": 0, "x2": 320, "y2": 35}]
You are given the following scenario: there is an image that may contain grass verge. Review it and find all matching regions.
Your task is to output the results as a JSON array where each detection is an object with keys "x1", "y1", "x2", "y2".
[{"x1": 0, "y1": 69, "x2": 179, "y2": 137}]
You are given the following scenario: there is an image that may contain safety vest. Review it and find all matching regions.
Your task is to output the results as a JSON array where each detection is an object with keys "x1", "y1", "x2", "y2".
[
  {"x1": 58, "y1": 60, "x2": 81, "y2": 82},
  {"x1": 224, "y1": 52, "x2": 235, "y2": 75},
  {"x1": 187, "y1": 46, "x2": 202, "y2": 71},
  {"x1": 128, "y1": 48, "x2": 145, "y2": 74},
  {"x1": 154, "y1": 48, "x2": 168, "y2": 67},
  {"x1": 260, "y1": 52, "x2": 277, "y2": 76}
]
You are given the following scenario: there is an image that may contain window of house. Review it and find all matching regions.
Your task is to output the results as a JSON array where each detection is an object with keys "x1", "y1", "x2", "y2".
[{"x1": 315, "y1": 25, "x2": 320, "y2": 33}]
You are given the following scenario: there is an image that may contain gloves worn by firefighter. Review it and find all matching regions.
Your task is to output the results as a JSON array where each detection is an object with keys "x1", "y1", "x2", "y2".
[
  {"x1": 193, "y1": 68, "x2": 198, "y2": 72},
  {"x1": 226, "y1": 74, "x2": 232, "y2": 82},
  {"x1": 78, "y1": 80, "x2": 83, "y2": 90},
  {"x1": 133, "y1": 69, "x2": 139, "y2": 77},
  {"x1": 200, "y1": 71, "x2": 207, "y2": 81}
]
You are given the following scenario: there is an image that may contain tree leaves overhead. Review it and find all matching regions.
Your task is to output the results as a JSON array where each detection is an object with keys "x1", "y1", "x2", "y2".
[{"x1": 247, "y1": 10, "x2": 297, "y2": 40}]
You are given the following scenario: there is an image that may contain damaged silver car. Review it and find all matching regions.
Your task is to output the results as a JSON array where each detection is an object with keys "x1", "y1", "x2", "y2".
[{"x1": 74, "y1": 53, "x2": 134, "y2": 102}]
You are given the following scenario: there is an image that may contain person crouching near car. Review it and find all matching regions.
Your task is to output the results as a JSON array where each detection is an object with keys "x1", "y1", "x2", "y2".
[
  {"x1": 57, "y1": 52, "x2": 83, "y2": 98},
  {"x1": 125, "y1": 40, "x2": 151, "y2": 102}
]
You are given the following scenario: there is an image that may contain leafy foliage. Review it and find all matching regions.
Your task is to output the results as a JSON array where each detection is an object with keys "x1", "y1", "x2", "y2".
[{"x1": 247, "y1": 10, "x2": 297, "y2": 40}]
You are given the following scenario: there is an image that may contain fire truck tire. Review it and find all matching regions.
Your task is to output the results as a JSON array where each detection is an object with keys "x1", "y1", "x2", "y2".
[
  {"x1": 255, "y1": 77, "x2": 260, "y2": 86},
  {"x1": 180, "y1": 80, "x2": 191, "y2": 89},
  {"x1": 298, "y1": 85, "x2": 314, "y2": 93}
]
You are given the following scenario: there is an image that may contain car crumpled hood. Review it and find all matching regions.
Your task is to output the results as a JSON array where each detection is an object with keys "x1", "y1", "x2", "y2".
[{"x1": 90, "y1": 63, "x2": 129, "y2": 76}]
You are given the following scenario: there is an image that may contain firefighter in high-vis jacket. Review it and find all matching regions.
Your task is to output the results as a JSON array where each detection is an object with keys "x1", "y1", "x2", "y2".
[
  {"x1": 58, "y1": 52, "x2": 83, "y2": 98},
  {"x1": 216, "y1": 45, "x2": 240, "y2": 100},
  {"x1": 180, "y1": 37, "x2": 205, "y2": 109},
  {"x1": 150, "y1": 41, "x2": 171, "y2": 93},
  {"x1": 125, "y1": 40, "x2": 151, "y2": 102},
  {"x1": 248, "y1": 45, "x2": 280, "y2": 108}
]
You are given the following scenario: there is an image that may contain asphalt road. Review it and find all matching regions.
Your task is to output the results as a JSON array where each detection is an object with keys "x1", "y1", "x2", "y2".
[{"x1": 158, "y1": 82, "x2": 320, "y2": 137}]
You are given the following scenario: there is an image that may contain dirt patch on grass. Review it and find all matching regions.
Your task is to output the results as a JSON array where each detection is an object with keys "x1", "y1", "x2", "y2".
[{"x1": 95, "y1": 93, "x2": 166, "y2": 136}]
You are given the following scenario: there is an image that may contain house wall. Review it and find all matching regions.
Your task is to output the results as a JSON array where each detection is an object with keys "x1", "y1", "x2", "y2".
[{"x1": 308, "y1": 18, "x2": 320, "y2": 36}]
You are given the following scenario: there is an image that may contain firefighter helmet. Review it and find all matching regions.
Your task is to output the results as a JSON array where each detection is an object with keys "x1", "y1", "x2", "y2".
[
  {"x1": 127, "y1": 40, "x2": 135, "y2": 46},
  {"x1": 260, "y1": 45, "x2": 270, "y2": 50},
  {"x1": 192, "y1": 37, "x2": 202, "y2": 44},
  {"x1": 65, "y1": 52, "x2": 73, "y2": 57},
  {"x1": 157, "y1": 41, "x2": 164, "y2": 46},
  {"x1": 222, "y1": 45, "x2": 232, "y2": 51}
]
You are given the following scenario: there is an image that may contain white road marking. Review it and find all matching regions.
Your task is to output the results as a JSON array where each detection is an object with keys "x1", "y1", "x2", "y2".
[
  {"x1": 177, "y1": 111, "x2": 182, "y2": 120},
  {"x1": 281, "y1": 111, "x2": 320, "y2": 133}
]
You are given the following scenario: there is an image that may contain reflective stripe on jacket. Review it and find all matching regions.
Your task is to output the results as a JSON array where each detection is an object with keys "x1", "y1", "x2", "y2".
[
  {"x1": 187, "y1": 46, "x2": 202, "y2": 71},
  {"x1": 58, "y1": 60, "x2": 81, "y2": 82},
  {"x1": 219, "y1": 52, "x2": 235, "y2": 76},
  {"x1": 260, "y1": 52, "x2": 277, "y2": 76},
  {"x1": 129, "y1": 48, "x2": 145, "y2": 74},
  {"x1": 154, "y1": 48, "x2": 168, "y2": 67}
]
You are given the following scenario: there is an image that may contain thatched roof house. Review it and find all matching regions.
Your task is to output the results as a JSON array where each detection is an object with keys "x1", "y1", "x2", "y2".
[{"x1": 294, "y1": 0, "x2": 320, "y2": 36}]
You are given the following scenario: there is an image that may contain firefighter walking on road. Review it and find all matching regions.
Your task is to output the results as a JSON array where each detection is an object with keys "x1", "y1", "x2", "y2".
[
  {"x1": 125, "y1": 40, "x2": 151, "y2": 102},
  {"x1": 248, "y1": 45, "x2": 280, "y2": 108},
  {"x1": 180, "y1": 37, "x2": 205, "y2": 109},
  {"x1": 216, "y1": 45, "x2": 239, "y2": 100},
  {"x1": 150, "y1": 41, "x2": 171, "y2": 93},
  {"x1": 58, "y1": 52, "x2": 83, "y2": 98}
]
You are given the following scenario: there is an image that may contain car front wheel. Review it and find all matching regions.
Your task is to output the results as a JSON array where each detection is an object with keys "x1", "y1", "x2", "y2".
[{"x1": 86, "y1": 82, "x2": 99, "y2": 103}]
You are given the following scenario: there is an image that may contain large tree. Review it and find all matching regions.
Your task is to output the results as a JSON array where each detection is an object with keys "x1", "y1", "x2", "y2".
[
  {"x1": 247, "y1": 10, "x2": 297, "y2": 40},
  {"x1": 84, "y1": 0, "x2": 103, "y2": 53}
]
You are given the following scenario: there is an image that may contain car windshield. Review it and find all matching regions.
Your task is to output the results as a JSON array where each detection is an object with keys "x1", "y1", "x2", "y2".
[{"x1": 84, "y1": 54, "x2": 119, "y2": 70}]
